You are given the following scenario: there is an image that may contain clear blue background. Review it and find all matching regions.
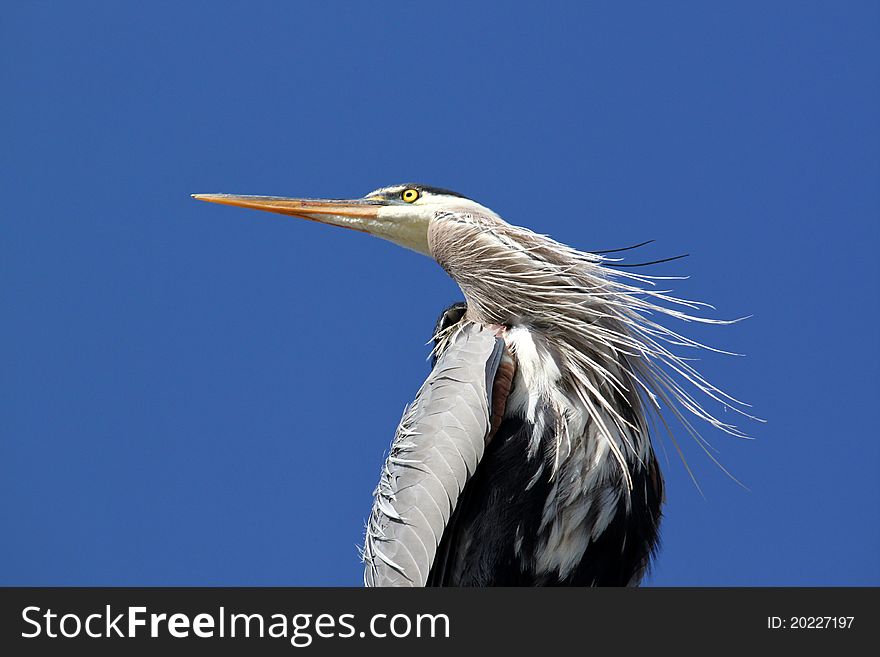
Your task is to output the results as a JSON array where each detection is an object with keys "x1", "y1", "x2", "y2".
[{"x1": 2, "y1": 1, "x2": 878, "y2": 585}]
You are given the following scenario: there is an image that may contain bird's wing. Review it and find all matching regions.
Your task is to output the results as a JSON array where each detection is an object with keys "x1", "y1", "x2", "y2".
[{"x1": 363, "y1": 323, "x2": 504, "y2": 587}]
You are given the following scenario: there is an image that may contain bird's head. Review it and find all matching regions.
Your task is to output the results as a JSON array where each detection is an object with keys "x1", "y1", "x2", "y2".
[{"x1": 192, "y1": 183, "x2": 496, "y2": 257}]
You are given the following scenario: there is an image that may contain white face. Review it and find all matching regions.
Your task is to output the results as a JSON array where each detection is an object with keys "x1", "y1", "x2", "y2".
[{"x1": 366, "y1": 184, "x2": 496, "y2": 256}]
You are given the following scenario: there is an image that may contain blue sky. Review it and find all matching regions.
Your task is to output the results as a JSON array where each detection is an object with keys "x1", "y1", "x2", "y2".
[{"x1": 2, "y1": 1, "x2": 877, "y2": 585}]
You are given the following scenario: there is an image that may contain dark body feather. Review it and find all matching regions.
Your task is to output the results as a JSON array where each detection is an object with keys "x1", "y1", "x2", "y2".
[{"x1": 427, "y1": 304, "x2": 664, "y2": 586}]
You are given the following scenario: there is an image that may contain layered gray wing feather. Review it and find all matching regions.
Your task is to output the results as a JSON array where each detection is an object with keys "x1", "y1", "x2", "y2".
[{"x1": 363, "y1": 323, "x2": 503, "y2": 587}]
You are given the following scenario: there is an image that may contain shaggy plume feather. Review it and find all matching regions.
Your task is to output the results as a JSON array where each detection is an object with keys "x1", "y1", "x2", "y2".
[{"x1": 428, "y1": 210, "x2": 758, "y2": 491}]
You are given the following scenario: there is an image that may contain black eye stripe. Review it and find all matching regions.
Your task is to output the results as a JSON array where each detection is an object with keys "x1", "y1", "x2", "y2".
[{"x1": 365, "y1": 184, "x2": 470, "y2": 201}]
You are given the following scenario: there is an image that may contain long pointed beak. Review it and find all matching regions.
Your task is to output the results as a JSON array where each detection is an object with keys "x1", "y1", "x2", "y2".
[
  {"x1": 191, "y1": 193, "x2": 385, "y2": 233},
  {"x1": 192, "y1": 191, "x2": 433, "y2": 256}
]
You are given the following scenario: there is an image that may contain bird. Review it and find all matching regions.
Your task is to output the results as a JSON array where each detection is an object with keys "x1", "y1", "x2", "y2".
[{"x1": 192, "y1": 183, "x2": 752, "y2": 587}]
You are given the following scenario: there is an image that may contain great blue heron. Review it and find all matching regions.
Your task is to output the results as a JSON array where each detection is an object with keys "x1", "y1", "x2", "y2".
[{"x1": 193, "y1": 183, "x2": 751, "y2": 586}]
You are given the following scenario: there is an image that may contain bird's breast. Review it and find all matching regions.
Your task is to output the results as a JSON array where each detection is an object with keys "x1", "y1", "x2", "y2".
[{"x1": 503, "y1": 326, "x2": 564, "y2": 424}]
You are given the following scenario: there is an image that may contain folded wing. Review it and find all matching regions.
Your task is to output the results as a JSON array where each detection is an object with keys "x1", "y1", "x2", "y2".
[{"x1": 363, "y1": 323, "x2": 504, "y2": 587}]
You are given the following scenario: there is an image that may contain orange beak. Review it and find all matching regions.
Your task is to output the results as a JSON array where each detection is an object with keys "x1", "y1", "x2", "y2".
[
  {"x1": 191, "y1": 193, "x2": 384, "y2": 232},
  {"x1": 192, "y1": 190, "x2": 433, "y2": 256}
]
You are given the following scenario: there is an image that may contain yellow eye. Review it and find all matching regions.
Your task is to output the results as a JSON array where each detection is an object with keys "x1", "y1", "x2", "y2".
[{"x1": 402, "y1": 188, "x2": 420, "y2": 203}]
